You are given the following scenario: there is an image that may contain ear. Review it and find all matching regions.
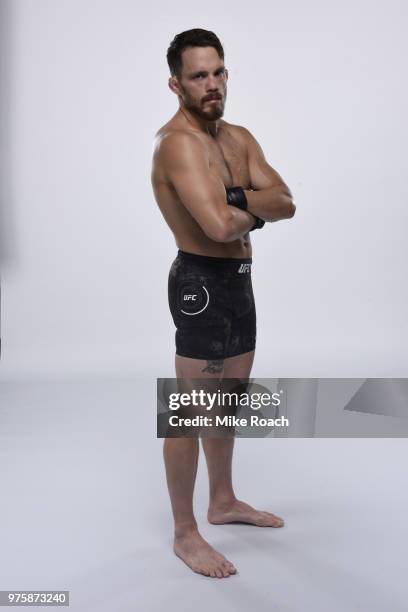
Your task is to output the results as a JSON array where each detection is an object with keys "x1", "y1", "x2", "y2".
[
  {"x1": 225, "y1": 68, "x2": 229, "y2": 81},
  {"x1": 168, "y1": 76, "x2": 181, "y2": 96}
]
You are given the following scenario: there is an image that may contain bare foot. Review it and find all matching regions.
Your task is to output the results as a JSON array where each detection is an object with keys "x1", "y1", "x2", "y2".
[
  {"x1": 208, "y1": 498, "x2": 284, "y2": 528},
  {"x1": 174, "y1": 530, "x2": 237, "y2": 578}
]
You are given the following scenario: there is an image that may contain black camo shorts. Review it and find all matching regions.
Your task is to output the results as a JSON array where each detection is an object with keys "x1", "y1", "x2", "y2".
[{"x1": 168, "y1": 249, "x2": 257, "y2": 360}]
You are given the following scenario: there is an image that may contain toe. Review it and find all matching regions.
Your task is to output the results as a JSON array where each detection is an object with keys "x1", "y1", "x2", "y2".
[
  {"x1": 267, "y1": 512, "x2": 284, "y2": 526},
  {"x1": 257, "y1": 511, "x2": 280, "y2": 526}
]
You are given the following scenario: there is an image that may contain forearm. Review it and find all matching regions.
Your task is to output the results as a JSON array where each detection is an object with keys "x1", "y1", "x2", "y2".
[
  {"x1": 244, "y1": 187, "x2": 295, "y2": 221},
  {"x1": 218, "y1": 206, "x2": 254, "y2": 242}
]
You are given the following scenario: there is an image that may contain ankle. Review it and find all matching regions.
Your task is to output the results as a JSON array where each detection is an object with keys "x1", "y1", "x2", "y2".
[
  {"x1": 174, "y1": 521, "x2": 199, "y2": 539},
  {"x1": 209, "y1": 494, "x2": 237, "y2": 509}
]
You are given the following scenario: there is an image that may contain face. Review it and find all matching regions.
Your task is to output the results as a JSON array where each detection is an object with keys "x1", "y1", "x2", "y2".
[{"x1": 170, "y1": 46, "x2": 228, "y2": 121}]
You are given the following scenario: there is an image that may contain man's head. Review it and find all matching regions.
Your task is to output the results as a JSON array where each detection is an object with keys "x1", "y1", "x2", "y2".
[{"x1": 167, "y1": 29, "x2": 228, "y2": 122}]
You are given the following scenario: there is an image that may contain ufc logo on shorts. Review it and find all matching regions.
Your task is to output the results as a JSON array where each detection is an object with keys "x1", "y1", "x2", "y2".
[
  {"x1": 238, "y1": 264, "x2": 251, "y2": 273},
  {"x1": 184, "y1": 294, "x2": 197, "y2": 301}
]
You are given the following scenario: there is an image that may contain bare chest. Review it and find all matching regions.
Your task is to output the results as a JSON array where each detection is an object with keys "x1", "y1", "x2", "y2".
[{"x1": 202, "y1": 130, "x2": 251, "y2": 189}]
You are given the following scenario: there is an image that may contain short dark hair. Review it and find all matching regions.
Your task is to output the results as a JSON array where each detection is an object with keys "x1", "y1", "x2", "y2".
[{"x1": 167, "y1": 28, "x2": 224, "y2": 79}]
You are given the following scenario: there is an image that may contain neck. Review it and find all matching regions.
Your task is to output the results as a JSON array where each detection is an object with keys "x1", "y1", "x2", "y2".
[{"x1": 177, "y1": 104, "x2": 220, "y2": 137}]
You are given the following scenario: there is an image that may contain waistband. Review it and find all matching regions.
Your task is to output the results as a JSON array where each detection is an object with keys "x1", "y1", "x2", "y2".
[{"x1": 177, "y1": 249, "x2": 252, "y2": 269}]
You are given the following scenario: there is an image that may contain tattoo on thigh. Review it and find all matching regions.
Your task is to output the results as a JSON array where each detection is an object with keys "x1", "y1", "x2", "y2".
[{"x1": 202, "y1": 359, "x2": 224, "y2": 374}]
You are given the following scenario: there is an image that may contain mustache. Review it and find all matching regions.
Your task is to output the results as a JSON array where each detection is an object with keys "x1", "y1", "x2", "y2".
[{"x1": 203, "y1": 94, "x2": 222, "y2": 102}]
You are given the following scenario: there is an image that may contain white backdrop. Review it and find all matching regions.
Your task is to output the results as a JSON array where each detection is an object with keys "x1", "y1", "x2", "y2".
[{"x1": 1, "y1": 0, "x2": 407, "y2": 381}]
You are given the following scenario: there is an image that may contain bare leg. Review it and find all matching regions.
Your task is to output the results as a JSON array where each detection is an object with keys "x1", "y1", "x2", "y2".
[
  {"x1": 163, "y1": 354, "x2": 236, "y2": 578},
  {"x1": 202, "y1": 350, "x2": 285, "y2": 528}
]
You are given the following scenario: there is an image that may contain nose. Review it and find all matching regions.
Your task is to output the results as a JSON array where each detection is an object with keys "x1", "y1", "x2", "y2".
[{"x1": 206, "y1": 74, "x2": 219, "y2": 92}]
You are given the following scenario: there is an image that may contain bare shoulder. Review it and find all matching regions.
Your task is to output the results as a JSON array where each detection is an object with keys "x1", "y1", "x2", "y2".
[{"x1": 153, "y1": 125, "x2": 207, "y2": 162}]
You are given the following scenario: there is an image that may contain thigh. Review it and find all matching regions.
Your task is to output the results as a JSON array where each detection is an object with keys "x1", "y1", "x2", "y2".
[
  {"x1": 225, "y1": 274, "x2": 257, "y2": 362},
  {"x1": 222, "y1": 349, "x2": 255, "y2": 378},
  {"x1": 169, "y1": 259, "x2": 232, "y2": 363},
  {"x1": 174, "y1": 347, "x2": 255, "y2": 385},
  {"x1": 175, "y1": 354, "x2": 225, "y2": 378}
]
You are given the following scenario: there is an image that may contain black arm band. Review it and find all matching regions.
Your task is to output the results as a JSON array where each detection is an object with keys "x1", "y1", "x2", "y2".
[
  {"x1": 225, "y1": 186, "x2": 248, "y2": 210},
  {"x1": 250, "y1": 216, "x2": 265, "y2": 231}
]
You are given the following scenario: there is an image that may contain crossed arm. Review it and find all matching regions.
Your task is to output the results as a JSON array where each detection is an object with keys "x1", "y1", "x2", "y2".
[
  {"x1": 240, "y1": 126, "x2": 296, "y2": 222},
  {"x1": 158, "y1": 129, "x2": 295, "y2": 243}
]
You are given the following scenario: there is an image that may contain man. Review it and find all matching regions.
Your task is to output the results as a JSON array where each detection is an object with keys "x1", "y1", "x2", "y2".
[{"x1": 151, "y1": 28, "x2": 296, "y2": 579}]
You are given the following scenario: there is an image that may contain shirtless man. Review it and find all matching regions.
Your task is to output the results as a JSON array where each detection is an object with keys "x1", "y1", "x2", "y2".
[{"x1": 151, "y1": 28, "x2": 296, "y2": 578}]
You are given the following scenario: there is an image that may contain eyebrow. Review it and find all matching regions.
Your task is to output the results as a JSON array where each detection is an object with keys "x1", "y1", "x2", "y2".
[{"x1": 187, "y1": 66, "x2": 225, "y2": 78}]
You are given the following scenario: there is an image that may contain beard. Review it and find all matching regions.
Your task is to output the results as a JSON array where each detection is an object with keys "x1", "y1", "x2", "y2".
[{"x1": 181, "y1": 86, "x2": 227, "y2": 121}]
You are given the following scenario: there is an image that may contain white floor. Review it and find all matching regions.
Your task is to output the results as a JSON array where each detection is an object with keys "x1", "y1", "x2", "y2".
[{"x1": 0, "y1": 378, "x2": 407, "y2": 611}]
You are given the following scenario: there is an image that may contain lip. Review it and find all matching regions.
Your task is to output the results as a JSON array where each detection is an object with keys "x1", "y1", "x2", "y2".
[{"x1": 205, "y1": 97, "x2": 221, "y2": 102}]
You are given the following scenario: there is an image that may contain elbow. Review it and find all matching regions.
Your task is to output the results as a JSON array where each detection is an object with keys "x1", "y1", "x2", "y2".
[
  {"x1": 286, "y1": 201, "x2": 296, "y2": 218},
  {"x1": 280, "y1": 186, "x2": 296, "y2": 218},
  {"x1": 281, "y1": 192, "x2": 296, "y2": 218},
  {"x1": 205, "y1": 210, "x2": 233, "y2": 242},
  {"x1": 206, "y1": 224, "x2": 231, "y2": 243}
]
